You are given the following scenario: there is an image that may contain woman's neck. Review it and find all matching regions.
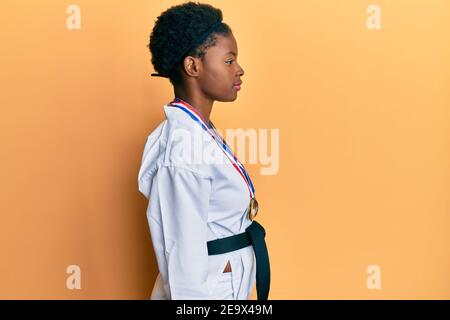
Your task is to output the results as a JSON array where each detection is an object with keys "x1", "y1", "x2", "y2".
[{"x1": 173, "y1": 87, "x2": 213, "y2": 124}]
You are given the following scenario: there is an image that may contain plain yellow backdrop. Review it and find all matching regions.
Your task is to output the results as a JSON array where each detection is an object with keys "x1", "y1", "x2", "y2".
[{"x1": 0, "y1": 0, "x2": 449, "y2": 299}]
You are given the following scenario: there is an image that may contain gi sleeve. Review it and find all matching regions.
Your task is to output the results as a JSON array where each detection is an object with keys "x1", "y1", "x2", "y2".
[{"x1": 147, "y1": 165, "x2": 213, "y2": 299}]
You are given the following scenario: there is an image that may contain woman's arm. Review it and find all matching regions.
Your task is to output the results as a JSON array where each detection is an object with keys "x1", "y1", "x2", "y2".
[{"x1": 147, "y1": 165, "x2": 213, "y2": 299}]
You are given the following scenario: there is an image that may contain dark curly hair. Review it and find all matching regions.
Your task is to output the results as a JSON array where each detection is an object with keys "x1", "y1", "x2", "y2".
[{"x1": 148, "y1": 1, "x2": 233, "y2": 86}]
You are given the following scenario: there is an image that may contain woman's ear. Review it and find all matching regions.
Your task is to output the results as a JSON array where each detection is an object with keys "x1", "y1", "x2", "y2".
[{"x1": 182, "y1": 56, "x2": 201, "y2": 77}]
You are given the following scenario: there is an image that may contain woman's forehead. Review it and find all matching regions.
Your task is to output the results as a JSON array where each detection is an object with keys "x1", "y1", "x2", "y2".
[{"x1": 206, "y1": 34, "x2": 238, "y2": 58}]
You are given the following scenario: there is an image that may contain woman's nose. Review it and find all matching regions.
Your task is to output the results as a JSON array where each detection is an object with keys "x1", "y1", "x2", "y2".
[{"x1": 238, "y1": 64, "x2": 245, "y2": 76}]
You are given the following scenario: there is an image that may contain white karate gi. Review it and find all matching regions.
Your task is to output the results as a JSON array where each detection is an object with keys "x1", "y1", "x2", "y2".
[{"x1": 138, "y1": 104, "x2": 257, "y2": 300}]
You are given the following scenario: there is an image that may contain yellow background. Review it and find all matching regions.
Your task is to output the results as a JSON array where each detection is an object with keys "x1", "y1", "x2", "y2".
[{"x1": 0, "y1": 0, "x2": 449, "y2": 299}]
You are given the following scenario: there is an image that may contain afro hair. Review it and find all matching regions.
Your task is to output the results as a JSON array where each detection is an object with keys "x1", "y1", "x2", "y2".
[{"x1": 148, "y1": 1, "x2": 233, "y2": 86}]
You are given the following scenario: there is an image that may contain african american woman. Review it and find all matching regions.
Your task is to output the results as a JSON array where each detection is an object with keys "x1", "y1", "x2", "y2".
[{"x1": 138, "y1": 1, "x2": 270, "y2": 300}]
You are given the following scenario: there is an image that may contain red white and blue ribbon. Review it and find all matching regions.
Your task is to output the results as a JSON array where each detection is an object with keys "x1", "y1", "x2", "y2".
[{"x1": 168, "y1": 97, "x2": 255, "y2": 199}]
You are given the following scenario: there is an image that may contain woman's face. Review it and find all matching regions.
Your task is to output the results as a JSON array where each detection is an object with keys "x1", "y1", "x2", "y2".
[{"x1": 196, "y1": 33, "x2": 245, "y2": 102}]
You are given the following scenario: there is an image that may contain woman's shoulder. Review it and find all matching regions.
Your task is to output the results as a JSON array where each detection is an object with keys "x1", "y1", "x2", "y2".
[
  {"x1": 163, "y1": 117, "x2": 219, "y2": 175},
  {"x1": 138, "y1": 117, "x2": 208, "y2": 198},
  {"x1": 139, "y1": 104, "x2": 231, "y2": 190},
  {"x1": 139, "y1": 115, "x2": 216, "y2": 178},
  {"x1": 162, "y1": 104, "x2": 228, "y2": 170}
]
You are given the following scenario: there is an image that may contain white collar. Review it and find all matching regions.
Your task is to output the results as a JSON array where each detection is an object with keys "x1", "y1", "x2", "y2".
[{"x1": 163, "y1": 104, "x2": 195, "y2": 126}]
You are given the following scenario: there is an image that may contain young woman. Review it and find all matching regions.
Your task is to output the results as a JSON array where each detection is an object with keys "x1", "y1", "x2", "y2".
[{"x1": 138, "y1": 1, "x2": 270, "y2": 300}]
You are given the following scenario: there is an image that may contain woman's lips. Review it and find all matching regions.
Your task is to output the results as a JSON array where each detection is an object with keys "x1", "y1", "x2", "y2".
[{"x1": 233, "y1": 82, "x2": 242, "y2": 91}]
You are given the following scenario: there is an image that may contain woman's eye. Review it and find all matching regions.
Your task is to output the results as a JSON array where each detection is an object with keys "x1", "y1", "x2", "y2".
[{"x1": 226, "y1": 60, "x2": 234, "y2": 64}]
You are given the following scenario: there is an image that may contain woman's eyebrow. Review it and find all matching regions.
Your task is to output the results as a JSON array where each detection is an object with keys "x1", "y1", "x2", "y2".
[{"x1": 226, "y1": 51, "x2": 237, "y2": 57}]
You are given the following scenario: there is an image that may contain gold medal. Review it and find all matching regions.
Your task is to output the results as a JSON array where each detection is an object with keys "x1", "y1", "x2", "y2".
[{"x1": 248, "y1": 197, "x2": 259, "y2": 221}]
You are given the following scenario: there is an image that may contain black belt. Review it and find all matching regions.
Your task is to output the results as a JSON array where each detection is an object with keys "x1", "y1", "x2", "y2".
[{"x1": 207, "y1": 220, "x2": 270, "y2": 300}]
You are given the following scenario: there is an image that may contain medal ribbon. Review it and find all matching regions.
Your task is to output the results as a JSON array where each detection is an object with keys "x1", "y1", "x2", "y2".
[{"x1": 168, "y1": 97, "x2": 255, "y2": 199}]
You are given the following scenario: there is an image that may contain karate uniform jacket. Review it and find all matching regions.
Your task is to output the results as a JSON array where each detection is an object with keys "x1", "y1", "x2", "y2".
[{"x1": 137, "y1": 104, "x2": 257, "y2": 299}]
